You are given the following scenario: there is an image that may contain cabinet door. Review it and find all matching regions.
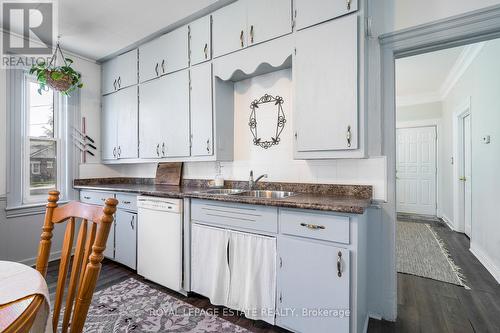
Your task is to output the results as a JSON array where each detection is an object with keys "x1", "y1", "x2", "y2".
[
  {"x1": 190, "y1": 63, "x2": 213, "y2": 156},
  {"x1": 102, "y1": 58, "x2": 118, "y2": 95},
  {"x1": 294, "y1": 15, "x2": 358, "y2": 152},
  {"x1": 115, "y1": 49, "x2": 138, "y2": 90},
  {"x1": 295, "y1": 0, "x2": 358, "y2": 30},
  {"x1": 163, "y1": 26, "x2": 189, "y2": 74},
  {"x1": 277, "y1": 236, "x2": 350, "y2": 333},
  {"x1": 103, "y1": 220, "x2": 115, "y2": 259},
  {"x1": 115, "y1": 210, "x2": 137, "y2": 269},
  {"x1": 139, "y1": 37, "x2": 164, "y2": 83},
  {"x1": 116, "y1": 86, "x2": 138, "y2": 159},
  {"x1": 138, "y1": 78, "x2": 166, "y2": 158},
  {"x1": 101, "y1": 93, "x2": 118, "y2": 160},
  {"x1": 212, "y1": 0, "x2": 247, "y2": 57},
  {"x1": 247, "y1": 0, "x2": 292, "y2": 46},
  {"x1": 189, "y1": 15, "x2": 212, "y2": 65},
  {"x1": 162, "y1": 70, "x2": 190, "y2": 157}
]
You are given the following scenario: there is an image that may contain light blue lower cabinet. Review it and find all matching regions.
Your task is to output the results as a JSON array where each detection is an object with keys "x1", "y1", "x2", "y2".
[
  {"x1": 276, "y1": 236, "x2": 350, "y2": 333},
  {"x1": 115, "y1": 209, "x2": 137, "y2": 269}
]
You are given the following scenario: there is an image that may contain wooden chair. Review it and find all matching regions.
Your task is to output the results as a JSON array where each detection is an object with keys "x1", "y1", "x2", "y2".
[{"x1": 5, "y1": 190, "x2": 118, "y2": 333}]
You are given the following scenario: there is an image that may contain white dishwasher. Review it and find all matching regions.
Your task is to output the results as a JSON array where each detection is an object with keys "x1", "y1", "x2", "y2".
[{"x1": 137, "y1": 196, "x2": 183, "y2": 292}]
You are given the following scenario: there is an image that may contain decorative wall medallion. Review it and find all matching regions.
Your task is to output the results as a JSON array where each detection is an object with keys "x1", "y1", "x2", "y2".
[{"x1": 249, "y1": 94, "x2": 286, "y2": 149}]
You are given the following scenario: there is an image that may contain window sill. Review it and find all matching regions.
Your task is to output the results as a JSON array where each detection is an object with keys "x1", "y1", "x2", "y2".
[{"x1": 5, "y1": 200, "x2": 69, "y2": 218}]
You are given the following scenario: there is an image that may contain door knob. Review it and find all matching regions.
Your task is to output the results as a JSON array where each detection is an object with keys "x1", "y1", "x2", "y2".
[{"x1": 459, "y1": 176, "x2": 467, "y2": 181}]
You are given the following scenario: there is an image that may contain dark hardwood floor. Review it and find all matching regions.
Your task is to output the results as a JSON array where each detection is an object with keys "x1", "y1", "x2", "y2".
[{"x1": 46, "y1": 216, "x2": 500, "y2": 332}]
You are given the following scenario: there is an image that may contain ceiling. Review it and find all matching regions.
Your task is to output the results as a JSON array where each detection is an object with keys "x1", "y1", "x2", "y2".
[
  {"x1": 396, "y1": 45, "x2": 465, "y2": 104},
  {"x1": 2, "y1": 0, "x2": 231, "y2": 60}
]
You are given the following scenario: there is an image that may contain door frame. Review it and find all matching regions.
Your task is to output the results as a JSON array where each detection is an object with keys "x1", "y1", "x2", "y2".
[
  {"x1": 453, "y1": 100, "x2": 472, "y2": 234},
  {"x1": 395, "y1": 124, "x2": 439, "y2": 216},
  {"x1": 379, "y1": 4, "x2": 500, "y2": 320}
]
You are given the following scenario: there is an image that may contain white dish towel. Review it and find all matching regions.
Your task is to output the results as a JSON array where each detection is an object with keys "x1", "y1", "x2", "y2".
[{"x1": 0, "y1": 260, "x2": 52, "y2": 333}]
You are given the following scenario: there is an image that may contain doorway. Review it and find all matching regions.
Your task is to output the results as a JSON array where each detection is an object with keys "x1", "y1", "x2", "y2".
[
  {"x1": 396, "y1": 126, "x2": 437, "y2": 216},
  {"x1": 456, "y1": 111, "x2": 472, "y2": 237}
]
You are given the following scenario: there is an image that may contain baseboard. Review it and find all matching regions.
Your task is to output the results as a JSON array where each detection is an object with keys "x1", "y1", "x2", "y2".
[
  {"x1": 441, "y1": 214, "x2": 457, "y2": 231},
  {"x1": 470, "y1": 244, "x2": 500, "y2": 284},
  {"x1": 18, "y1": 249, "x2": 65, "y2": 267}
]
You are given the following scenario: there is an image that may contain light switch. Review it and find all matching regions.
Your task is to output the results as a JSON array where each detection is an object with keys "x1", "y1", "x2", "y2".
[{"x1": 482, "y1": 135, "x2": 491, "y2": 144}]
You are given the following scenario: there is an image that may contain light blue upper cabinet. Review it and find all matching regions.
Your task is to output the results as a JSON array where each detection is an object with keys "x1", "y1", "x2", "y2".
[
  {"x1": 294, "y1": 14, "x2": 359, "y2": 157},
  {"x1": 189, "y1": 15, "x2": 212, "y2": 66},
  {"x1": 102, "y1": 49, "x2": 138, "y2": 95},
  {"x1": 190, "y1": 62, "x2": 213, "y2": 157},
  {"x1": 212, "y1": 0, "x2": 292, "y2": 58},
  {"x1": 294, "y1": 0, "x2": 358, "y2": 30},
  {"x1": 139, "y1": 26, "x2": 189, "y2": 83}
]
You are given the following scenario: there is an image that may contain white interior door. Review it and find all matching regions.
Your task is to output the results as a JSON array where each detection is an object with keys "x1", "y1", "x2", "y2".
[
  {"x1": 396, "y1": 126, "x2": 437, "y2": 215},
  {"x1": 463, "y1": 114, "x2": 472, "y2": 237}
]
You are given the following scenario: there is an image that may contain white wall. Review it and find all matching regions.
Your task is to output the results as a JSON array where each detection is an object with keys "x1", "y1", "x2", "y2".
[
  {"x1": 396, "y1": 102, "x2": 442, "y2": 122},
  {"x1": 440, "y1": 40, "x2": 500, "y2": 281}
]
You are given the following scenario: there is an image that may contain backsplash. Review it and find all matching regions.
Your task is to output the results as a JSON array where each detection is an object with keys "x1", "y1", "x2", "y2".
[{"x1": 80, "y1": 69, "x2": 386, "y2": 200}]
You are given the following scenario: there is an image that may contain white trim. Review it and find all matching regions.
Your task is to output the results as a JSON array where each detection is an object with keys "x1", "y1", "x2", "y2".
[
  {"x1": 440, "y1": 43, "x2": 485, "y2": 99},
  {"x1": 470, "y1": 244, "x2": 500, "y2": 284},
  {"x1": 441, "y1": 214, "x2": 458, "y2": 232}
]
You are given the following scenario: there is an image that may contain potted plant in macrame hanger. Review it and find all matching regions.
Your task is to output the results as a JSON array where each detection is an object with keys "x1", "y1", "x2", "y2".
[{"x1": 30, "y1": 41, "x2": 83, "y2": 95}]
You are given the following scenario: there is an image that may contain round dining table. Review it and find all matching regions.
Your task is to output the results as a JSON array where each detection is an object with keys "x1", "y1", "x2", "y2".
[{"x1": 0, "y1": 261, "x2": 51, "y2": 333}]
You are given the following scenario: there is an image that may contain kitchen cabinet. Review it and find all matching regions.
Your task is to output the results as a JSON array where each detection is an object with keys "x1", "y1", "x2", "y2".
[
  {"x1": 102, "y1": 49, "x2": 138, "y2": 95},
  {"x1": 295, "y1": 0, "x2": 358, "y2": 30},
  {"x1": 190, "y1": 62, "x2": 213, "y2": 156},
  {"x1": 101, "y1": 86, "x2": 138, "y2": 160},
  {"x1": 115, "y1": 209, "x2": 137, "y2": 269},
  {"x1": 294, "y1": 14, "x2": 358, "y2": 157},
  {"x1": 246, "y1": 0, "x2": 292, "y2": 46},
  {"x1": 277, "y1": 236, "x2": 350, "y2": 333},
  {"x1": 212, "y1": 0, "x2": 292, "y2": 58},
  {"x1": 189, "y1": 15, "x2": 211, "y2": 65},
  {"x1": 139, "y1": 70, "x2": 190, "y2": 158},
  {"x1": 139, "y1": 26, "x2": 189, "y2": 82}
]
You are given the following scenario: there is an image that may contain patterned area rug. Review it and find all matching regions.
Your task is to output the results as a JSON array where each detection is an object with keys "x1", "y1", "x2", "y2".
[
  {"x1": 58, "y1": 278, "x2": 250, "y2": 332},
  {"x1": 396, "y1": 221, "x2": 468, "y2": 288}
]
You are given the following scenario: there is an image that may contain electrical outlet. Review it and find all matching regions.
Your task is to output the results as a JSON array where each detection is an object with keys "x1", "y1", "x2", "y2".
[{"x1": 482, "y1": 135, "x2": 491, "y2": 144}]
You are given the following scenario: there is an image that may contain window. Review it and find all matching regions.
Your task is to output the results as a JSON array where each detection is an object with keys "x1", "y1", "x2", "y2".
[
  {"x1": 25, "y1": 79, "x2": 58, "y2": 203},
  {"x1": 6, "y1": 69, "x2": 80, "y2": 214}
]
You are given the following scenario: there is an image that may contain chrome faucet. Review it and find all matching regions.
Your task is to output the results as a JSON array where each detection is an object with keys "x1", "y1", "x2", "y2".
[{"x1": 249, "y1": 170, "x2": 268, "y2": 190}]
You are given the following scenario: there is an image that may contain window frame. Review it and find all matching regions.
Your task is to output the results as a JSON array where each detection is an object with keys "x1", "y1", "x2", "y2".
[{"x1": 6, "y1": 69, "x2": 80, "y2": 217}]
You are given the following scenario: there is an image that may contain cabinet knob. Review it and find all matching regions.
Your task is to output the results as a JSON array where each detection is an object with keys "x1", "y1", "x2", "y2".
[
  {"x1": 161, "y1": 59, "x2": 166, "y2": 73},
  {"x1": 156, "y1": 143, "x2": 160, "y2": 156},
  {"x1": 204, "y1": 43, "x2": 208, "y2": 59},
  {"x1": 83, "y1": 196, "x2": 91, "y2": 200},
  {"x1": 337, "y1": 251, "x2": 343, "y2": 277},
  {"x1": 117, "y1": 146, "x2": 121, "y2": 158},
  {"x1": 162, "y1": 142, "x2": 166, "y2": 157},
  {"x1": 346, "y1": 125, "x2": 352, "y2": 147},
  {"x1": 130, "y1": 215, "x2": 135, "y2": 230},
  {"x1": 300, "y1": 223, "x2": 325, "y2": 230},
  {"x1": 112, "y1": 147, "x2": 117, "y2": 157},
  {"x1": 113, "y1": 79, "x2": 117, "y2": 91},
  {"x1": 206, "y1": 139, "x2": 210, "y2": 153},
  {"x1": 250, "y1": 25, "x2": 254, "y2": 43},
  {"x1": 117, "y1": 76, "x2": 121, "y2": 88},
  {"x1": 240, "y1": 30, "x2": 244, "y2": 48},
  {"x1": 155, "y1": 63, "x2": 159, "y2": 76},
  {"x1": 346, "y1": 0, "x2": 352, "y2": 11}
]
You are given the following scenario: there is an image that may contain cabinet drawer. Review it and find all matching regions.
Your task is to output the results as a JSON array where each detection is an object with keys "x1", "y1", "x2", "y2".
[
  {"x1": 191, "y1": 199, "x2": 278, "y2": 233},
  {"x1": 280, "y1": 209, "x2": 349, "y2": 244},
  {"x1": 116, "y1": 193, "x2": 137, "y2": 212},
  {"x1": 80, "y1": 190, "x2": 114, "y2": 206}
]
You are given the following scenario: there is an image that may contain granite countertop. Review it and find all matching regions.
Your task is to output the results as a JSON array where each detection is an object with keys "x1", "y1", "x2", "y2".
[{"x1": 74, "y1": 178, "x2": 373, "y2": 214}]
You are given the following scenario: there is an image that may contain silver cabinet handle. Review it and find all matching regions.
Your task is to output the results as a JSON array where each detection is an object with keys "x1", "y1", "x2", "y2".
[
  {"x1": 113, "y1": 79, "x2": 117, "y2": 91},
  {"x1": 347, "y1": 0, "x2": 352, "y2": 10},
  {"x1": 130, "y1": 215, "x2": 135, "y2": 230},
  {"x1": 117, "y1": 76, "x2": 121, "y2": 88},
  {"x1": 155, "y1": 63, "x2": 159, "y2": 76},
  {"x1": 206, "y1": 139, "x2": 210, "y2": 152},
  {"x1": 337, "y1": 251, "x2": 343, "y2": 277},
  {"x1": 117, "y1": 146, "x2": 121, "y2": 158},
  {"x1": 156, "y1": 143, "x2": 160, "y2": 156},
  {"x1": 346, "y1": 125, "x2": 352, "y2": 147},
  {"x1": 83, "y1": 196, "x2": 91, "y2": 200},
  {"x1": 240, "y1": 30, "x2": 244, "y2": 48},
  {"x1": 112, "y1": 147, "x2": 117, "y2": 157},
  {"x1": 122, "y1": 200, "x2": 131, "y2": 204},
  {"x1": 161, "y1": 59, "x2": 165, "y2": 73},
  {"x1": 250, "y1": 25, "x2": 254, "y2": 43},
  {"x1": 204, "y1": 43, "x2": 208, "y2": 59},
  {"x1": 162, "y1": 142, "x2": 166, "y2": 156},
  {"x1": 300, "y1": 223, "x2": 325, "y2": 230}
]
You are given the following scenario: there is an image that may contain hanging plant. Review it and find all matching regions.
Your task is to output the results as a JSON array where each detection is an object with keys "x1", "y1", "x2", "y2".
[{"x1": 29, "y1": 42, "x2": 83, "y2": 95}]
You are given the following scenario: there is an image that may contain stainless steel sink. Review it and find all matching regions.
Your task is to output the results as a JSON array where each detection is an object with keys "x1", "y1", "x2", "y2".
[
  {"x1": 201, "y1": 188, "x2": 246, "y2": 195},
  {"x1": 233, "y1": 190, "x2": 296, "y2": 199}
]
